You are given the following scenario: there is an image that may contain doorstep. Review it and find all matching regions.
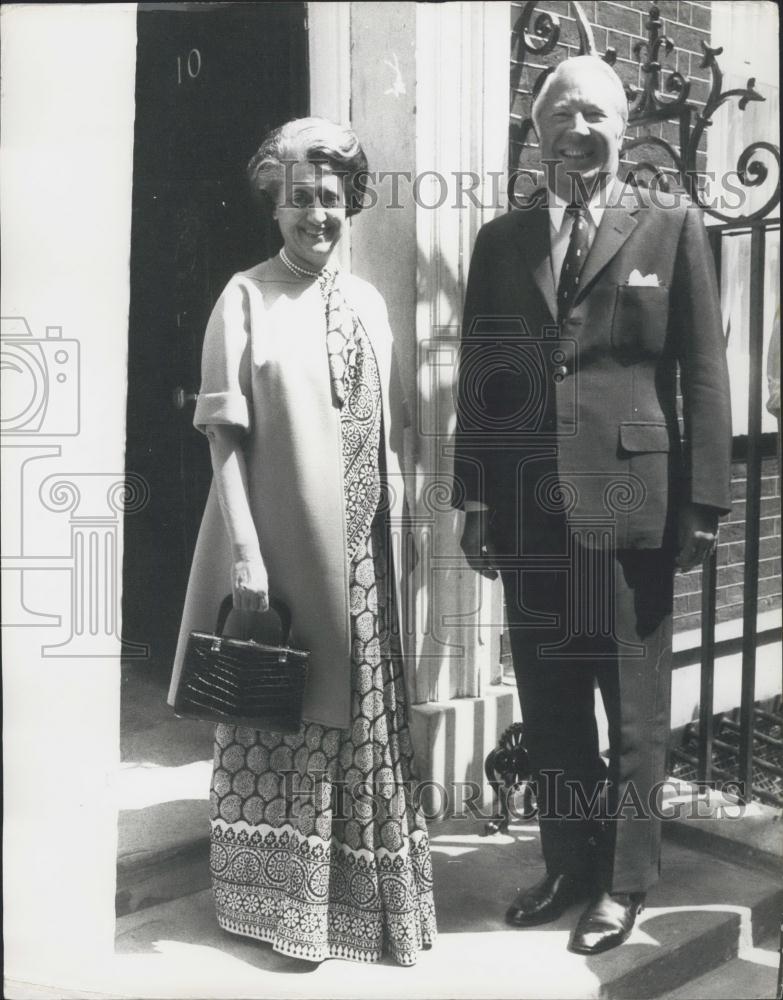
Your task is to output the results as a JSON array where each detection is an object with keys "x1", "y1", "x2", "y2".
[{"x1": 113, "y1": 816, "x2": 782, "y2": 1000}]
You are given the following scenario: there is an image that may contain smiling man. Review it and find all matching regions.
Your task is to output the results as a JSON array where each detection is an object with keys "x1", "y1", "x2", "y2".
[
  {"x1": 536, "y1": 56, "x2": 626, "y2": 205},
  {"x1": 452, "y1": 56, "x2": 732, "y2": 954}
]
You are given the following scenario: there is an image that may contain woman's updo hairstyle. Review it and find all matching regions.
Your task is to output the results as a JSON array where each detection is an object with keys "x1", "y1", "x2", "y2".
[{"x1": 247, "y1": 117, "x2": 369, "y2": 218}]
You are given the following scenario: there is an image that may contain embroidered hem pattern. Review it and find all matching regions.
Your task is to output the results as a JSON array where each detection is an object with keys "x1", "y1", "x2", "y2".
[{"x1": 211, "y1": 821, "x2": 436, "y2": 965}]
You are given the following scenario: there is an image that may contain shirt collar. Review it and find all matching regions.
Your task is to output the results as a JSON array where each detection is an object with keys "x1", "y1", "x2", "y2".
[{"x1": 548, "y1": 175, "x2": 619, "y2": 233}]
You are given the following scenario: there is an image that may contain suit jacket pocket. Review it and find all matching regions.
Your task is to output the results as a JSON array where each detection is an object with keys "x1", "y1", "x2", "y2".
[
  {"x1": 611, "y1": 285, "x2": 670, "y2": 357},
  {"x1": 618, "y1": 421, "x2": 671, "y2": 453},
  {"x1": 617, "y1": 422, "x2": 674, "y2": 547}
]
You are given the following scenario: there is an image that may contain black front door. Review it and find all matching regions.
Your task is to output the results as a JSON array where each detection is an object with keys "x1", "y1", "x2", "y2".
[{"x1": 122, "y1": 2, "x2": 308, "y2": 668}]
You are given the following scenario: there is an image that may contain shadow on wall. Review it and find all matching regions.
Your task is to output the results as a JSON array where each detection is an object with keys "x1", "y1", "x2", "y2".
[{"x1": 403, "y1": 242, "x2": 496, "y2": 703}]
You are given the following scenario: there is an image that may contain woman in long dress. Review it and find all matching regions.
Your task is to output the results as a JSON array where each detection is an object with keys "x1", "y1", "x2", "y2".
[{"x1": 168, "y1": 118, "x2": 436, "y2": 964}]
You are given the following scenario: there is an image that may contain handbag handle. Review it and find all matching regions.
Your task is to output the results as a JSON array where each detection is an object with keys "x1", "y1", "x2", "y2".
[{"x1": 215, "y1": 594, "x2": 292, "y2": 645}]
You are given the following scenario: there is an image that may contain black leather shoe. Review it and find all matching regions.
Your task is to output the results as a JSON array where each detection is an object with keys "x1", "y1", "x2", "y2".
[
  {"x1": 568, "y1": 891, "x2": 645, "y2": 954},
  {"x1": 505, "y1": 873, "x2": 590, "y2": 927}
]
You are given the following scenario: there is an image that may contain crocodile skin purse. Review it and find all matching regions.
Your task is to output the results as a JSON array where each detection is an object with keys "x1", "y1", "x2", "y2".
[{"x1": 172, "y1": 595, "x2": 309, "y2": 734}]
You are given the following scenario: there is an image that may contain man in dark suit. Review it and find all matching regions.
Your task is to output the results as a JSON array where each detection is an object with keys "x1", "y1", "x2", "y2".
[{"x1": 452, "y1": 56, "x2": 732, "y2": 954}]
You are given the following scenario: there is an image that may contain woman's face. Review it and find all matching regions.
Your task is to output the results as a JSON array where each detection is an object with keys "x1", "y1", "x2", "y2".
[{"x1": 274, "y1": 160, "x2": 346, "y2": 271}]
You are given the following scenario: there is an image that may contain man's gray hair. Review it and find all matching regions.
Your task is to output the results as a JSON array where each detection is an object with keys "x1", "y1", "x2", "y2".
[{"x1": 531, "y1": 55, "x2": 629, "y2": 137}]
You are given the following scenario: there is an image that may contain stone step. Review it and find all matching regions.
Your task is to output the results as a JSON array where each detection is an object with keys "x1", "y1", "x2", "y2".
[
  {"x1": 115, "y1": 815, "x2": 783, "y2": 999},
  {"x1": 117, "y1": 664, "x2": 215, "y2": 917},
  {"x1": 117, "y1": 667, "x2": 783, "y2": 996},
  {"x1": 659, "y1": 931, "x2": 780, "y2": 999}
]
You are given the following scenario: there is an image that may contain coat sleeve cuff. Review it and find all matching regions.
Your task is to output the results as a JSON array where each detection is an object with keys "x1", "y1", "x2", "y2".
[
  {"x1": 193, "y1": 391, "x2": 250, "y2": 434},
  {"x1": 462, "y1": 500, "x2": 490, "y2": 512},
  {"x1": 681, "y1": 476, "x2": 732, "y2": 516}
]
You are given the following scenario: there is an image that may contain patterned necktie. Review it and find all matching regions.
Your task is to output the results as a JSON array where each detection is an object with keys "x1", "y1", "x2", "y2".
[{"x1": 556, "y1": 204, "x2": 590, "y2": 322}]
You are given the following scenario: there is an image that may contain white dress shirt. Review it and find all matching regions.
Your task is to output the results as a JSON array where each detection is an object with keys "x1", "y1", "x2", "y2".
[{"x1": 548, "y1": 176, "x2": 619, "y2": 288}]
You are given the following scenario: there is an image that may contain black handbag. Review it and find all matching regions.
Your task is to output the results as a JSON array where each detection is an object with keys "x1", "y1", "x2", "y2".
[{"x1": 172, "y1": 595, "x2": 309, "y2": 734}]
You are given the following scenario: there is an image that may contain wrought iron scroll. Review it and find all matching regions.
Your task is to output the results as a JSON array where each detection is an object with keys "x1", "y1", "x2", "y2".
[
  {"x1": 509, "y1": 0, "x2": 780, "y2": 222},
  {"x1": 627, "y1": 4, "x2": 691, "y2": 123},
  {"x1": 510, "y1": 1, "x2": 593, "y2": 155}
]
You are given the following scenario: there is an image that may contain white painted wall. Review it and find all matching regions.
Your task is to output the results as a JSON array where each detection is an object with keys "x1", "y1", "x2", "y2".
[
  {"x1": 350, "y1": 1, "x2": 418, "y2": 405},
  {"x1": 308, "y1": 1, "x2": 351, "y2": 274},
  {"x1": 1, "y1": 3, "x2": 137, "y2": 991}
]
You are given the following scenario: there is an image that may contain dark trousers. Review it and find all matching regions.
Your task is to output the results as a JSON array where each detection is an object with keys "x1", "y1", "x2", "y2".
[{"x1": 500, "y1": 539, "x2": 674, "y2": 894}]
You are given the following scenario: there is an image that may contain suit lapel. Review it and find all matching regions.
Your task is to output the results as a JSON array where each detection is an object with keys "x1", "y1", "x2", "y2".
[
  {"x1": 576, "y1": 202, "x2": 640, "y2": 302},
  {"x1": 513, "y1": 206, "x2": 557, "y2": 322},
  {"x1": 509, "y1": 189, "x2": 642, "y2": 319}
]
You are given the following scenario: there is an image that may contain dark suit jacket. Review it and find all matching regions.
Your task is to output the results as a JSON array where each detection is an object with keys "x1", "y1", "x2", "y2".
[{"x1": 452, "y1": 185, "x2": 732, "y2": 551}]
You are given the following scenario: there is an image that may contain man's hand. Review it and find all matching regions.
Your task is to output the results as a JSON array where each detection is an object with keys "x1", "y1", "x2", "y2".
[
  {"x1": 676, "y1": 503, "x2": 719, "y2": 572},
  {"x1": 460, "y1": 509, "x2": 498, "y2": 580}
]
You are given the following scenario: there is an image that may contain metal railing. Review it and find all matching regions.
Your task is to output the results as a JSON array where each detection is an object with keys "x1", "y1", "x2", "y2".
[{"x1": 674, "y1": 216, "x2": 782, "y2": 806}]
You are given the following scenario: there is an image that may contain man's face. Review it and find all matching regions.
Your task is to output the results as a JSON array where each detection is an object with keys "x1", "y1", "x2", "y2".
[{"x1": 536, "y1": 64, "x2": 624, "y2": 202}]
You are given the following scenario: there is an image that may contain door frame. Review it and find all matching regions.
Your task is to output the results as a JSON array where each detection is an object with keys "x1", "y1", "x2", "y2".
[
  {"x1": 120, "y1": 1, "x2": 311, "y2": 666},
  {"x1": 307, "y1": 1, "x2": 351, "y2": 272}
]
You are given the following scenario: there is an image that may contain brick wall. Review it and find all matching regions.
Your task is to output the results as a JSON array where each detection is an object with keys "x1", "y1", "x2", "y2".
[
  {"x1": 509, "y1": 0, "x2": 711, "y2": 184},
  {"x1": 674, "y1": 455, "x2": 782, "y2": 633},
  {"x1": 507, "y1": 0, "x2": 782, "y2": 637}
]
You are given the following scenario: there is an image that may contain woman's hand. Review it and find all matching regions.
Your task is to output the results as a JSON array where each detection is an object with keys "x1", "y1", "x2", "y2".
[
  {"x1": 231, "y1": 543, "x2": 269, "y2": 612},
  {"x1": 204, "y1": 424, "x2": 268, "y2": 612}
]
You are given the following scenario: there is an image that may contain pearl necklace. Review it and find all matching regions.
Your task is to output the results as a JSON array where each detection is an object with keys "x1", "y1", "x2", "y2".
[{"x1": 280, "y1": 246, "x2": 323, "y2": 279}]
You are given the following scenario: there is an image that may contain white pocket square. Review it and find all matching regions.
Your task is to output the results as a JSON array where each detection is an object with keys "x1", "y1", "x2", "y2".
[{"x1": 627, "y1": 269, "x2": 660, "y2": 287}]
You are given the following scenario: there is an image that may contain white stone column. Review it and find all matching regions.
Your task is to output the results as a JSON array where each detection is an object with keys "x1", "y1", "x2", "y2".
[
  {"x1": 407, "y1": 2, "x2": 519, "y2": 813},
  {"x1": 309, "y1": 1, "x2": 518, "y2": 812},
  {"x1": 413, "y1": 1, "x2": 510, "y2": 702}
]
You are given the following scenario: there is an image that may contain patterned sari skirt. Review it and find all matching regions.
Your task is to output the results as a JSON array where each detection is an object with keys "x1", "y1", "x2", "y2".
[{"x1": 208, "y1": 515, "x2": 437, "y2": 964}]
